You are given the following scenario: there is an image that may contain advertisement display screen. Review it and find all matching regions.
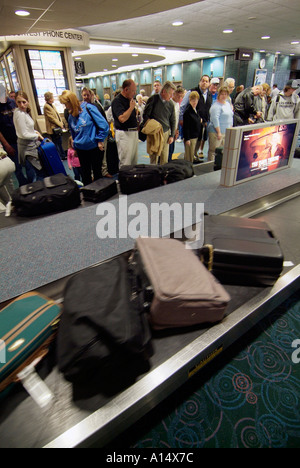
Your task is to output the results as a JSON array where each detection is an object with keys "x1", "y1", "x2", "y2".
[
  {"x1": 25, "y1": 49, "x2": 69, "y2": 115},
  {"x1": 236, "y1": 122, "x2": 297, "y2": 182}
]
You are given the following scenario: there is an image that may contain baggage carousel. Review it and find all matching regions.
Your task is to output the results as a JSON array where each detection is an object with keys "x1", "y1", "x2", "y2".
[{"x1": 0, "y1": 160, "x2": 299, "y2": 448}]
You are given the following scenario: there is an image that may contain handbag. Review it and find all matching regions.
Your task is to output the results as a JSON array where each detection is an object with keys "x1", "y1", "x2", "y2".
[{"x1": 52, "y1": 127, "x2": 63, "y2": 136}]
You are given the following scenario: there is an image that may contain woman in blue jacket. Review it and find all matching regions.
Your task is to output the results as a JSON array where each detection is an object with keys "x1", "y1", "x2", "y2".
[{"x1": 59, "y1": 90, "x2": 109, "y2": 185}]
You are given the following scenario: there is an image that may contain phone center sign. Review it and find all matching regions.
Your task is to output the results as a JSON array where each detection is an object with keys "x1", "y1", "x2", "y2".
[{"x1": 2, "y1": 29, "x2": 90, "y2": 50}]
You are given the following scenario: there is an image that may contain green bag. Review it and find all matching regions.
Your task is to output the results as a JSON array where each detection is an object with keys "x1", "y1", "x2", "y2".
[{"x1": 0, "y1": 292, "x2": 61, "y2": 394}]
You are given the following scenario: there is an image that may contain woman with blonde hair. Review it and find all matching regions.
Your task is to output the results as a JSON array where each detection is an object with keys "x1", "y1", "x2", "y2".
[
  {"x1": 59, "y1": 90, "x2": 109, "y2": 185},
  {"x1": 207, "y1": 86, "x2": 233, "y2": 162},
  {"x1": 13, "y1": 91, "x2": 45, "y2": 179}
]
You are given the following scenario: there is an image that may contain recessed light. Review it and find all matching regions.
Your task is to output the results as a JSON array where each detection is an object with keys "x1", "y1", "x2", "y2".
[
  {"x1": 112, "y1": 65, "x2": 117, "y2": 68},
  {"x1": 132, "y1": 54, "x2": 138, "y2": 57},
  {"x1": 260, "y1": 50, "x2": 265, "y2": 53},
  {"x1": 290, "y1": 53, "x2": 295, "y2": 56},
  {"x1": 261, "y1": 36, "x2": 270, "y2": 39},
  {"x1": 291, "y1": 41, "x2": 299, "y2": 45},
  {"x1": 144, "y1": 60, "x2": 149, "y2": 63},
  {"x1": 112, "y1": 58, "x2": 118, "y2": 61},
  {"x1": 223, "y1": 29, "x2": 233, "y2": 34},
  {"x1": 275, "y1": 51, "x2": 281, "y2": 54},
  {"x1": 188, "y1": 49, "x2": 195, "y2": 52},
  {"x1": 15, "y1": 10, "x2": 30, "y2": 16},
  {"x1": 159, "y1": 47, "x2": 166, "y2": 50},
  {"x1": 122, "y1": 43, "x2": 130, "y2": 47},
  {"x1": 172, "y1": 21, "x2": 183, "y2": 26}
]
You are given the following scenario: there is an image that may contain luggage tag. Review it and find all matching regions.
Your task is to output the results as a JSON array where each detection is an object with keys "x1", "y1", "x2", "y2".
[{"x1": 17, "y1": 358, "x2": 54, "y2": 410}]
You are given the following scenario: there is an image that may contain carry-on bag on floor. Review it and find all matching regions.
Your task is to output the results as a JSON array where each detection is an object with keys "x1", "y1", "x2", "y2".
[
  {"x1": 162, "y1": 159, "x2": 194, "y2": 184},
  {"x1": 56, "y1": 256, "x2": 153, "y2": 386},
  {"x1": 131, "y1": 237, "x2": 230, "y2": 330},
  {"x1": 12, "y1": 173, "x2": 81, "y2": 217},
  {"x1": 198, "y1": 215, "x2": 284, "y2": 286},
  {"x1": 0, "y1": 292, "x2": 61, "y2": 394},
  {"x1": 118, "y1": 164, "x2": 163, "y2": 195},
  {"x1": 80, "y1": 178, "x2": 118, "y2": 203},
  {"x1": 38, "y1": 138, "x2": 67, "y2": 176}
]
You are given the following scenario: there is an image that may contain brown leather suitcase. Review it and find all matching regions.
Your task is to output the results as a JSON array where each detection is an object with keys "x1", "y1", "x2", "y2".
[{"x1": 132, "y1": 237, "x2": 230, "y2": 330}]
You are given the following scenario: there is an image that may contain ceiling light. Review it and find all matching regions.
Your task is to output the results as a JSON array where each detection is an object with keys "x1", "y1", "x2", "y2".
[
  {"x1": 275, "y1": 51, "x2": 280, "y2": 54},
  {"x1": 290, "y1": 53, "x2": 295, "y2": 56},
  {"x1": 260, "y1": 50, "x2": 265, "y2": 53},
  {"x1": 291, "y1": 41, "x2": 299, "y2": 45},
  {"x1": 112, "y1": 58, "x2": 118, "y2": 61},
  {"x1": 15, "y1": 10, "x2": 30, "y2": 16},
  {"x1": 112, "y1": 65, "x2": 117, "y2": 68},
  {"x1": 223, "y1": 29, "x2": 233, "y2": 33},
  {"x1": 189, "y1": 49, "x2": 195, "y2": 52},
  {"x1": 144, "y1": 60, "x2": 149, "y2": 63},
  {"x1": 172, "y1": 21, "x2": 183, "y2": 26},
  {"x1": 159, "y1": 47, "x2": 166, "y2": 50},
  {"x1": 122, "y1": 43, "x2": 130, "y2": 47},
  {"x1": 132, "y1": 54, "x2": 138, "y2": 57},
  {"x1": 261, "y1": 36, "x2": 270, "y2": 39}
]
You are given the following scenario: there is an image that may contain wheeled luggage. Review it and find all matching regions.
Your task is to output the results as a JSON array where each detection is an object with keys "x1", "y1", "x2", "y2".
[
  {"x1": 38, "y1": 138, "x2": 67, "y2": 176},
  {"x1": 131, "y1": 237, "x2": 230, "y2": 330},
  {"x1": 198, "y1": 215, "x2": 284, "y2": 286},
  {"x1": 162, "y1": 159, "x2": 194, "y2": 184},
  {"x1": 56, "y1": 257, "x2": 153, "y2": 385},
  {"x1": 12, "y1": 173, "x2": 81, "y2": 217},
  {"x1": 0, "y1": 292, "x2": 61, "y2": 394},
  {"x1": 80, "y1": 178, "x2": 118, "y2": 203},
  {"x1": 118, "y1": 164, "x2": 163, "y2": 195}
]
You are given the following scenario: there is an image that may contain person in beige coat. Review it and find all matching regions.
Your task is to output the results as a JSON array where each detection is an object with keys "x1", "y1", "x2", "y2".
[{"x1": 44, "y1": 92, "x2": 66, "y2": 160}]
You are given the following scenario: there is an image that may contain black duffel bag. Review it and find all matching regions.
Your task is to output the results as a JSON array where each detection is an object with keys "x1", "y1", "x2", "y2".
[
  {"x1": 56, "y1": 256, "x2": 153, "y2": 391},
  {"x1": 162, "y1": 159, "x2": 194, "y2": 184},
  {"x1": 12, "y1": 173, "x2": 81, "y2": 217},
  {"x1": 118, "y1": 164, "x2": 163, "y2": 195}
]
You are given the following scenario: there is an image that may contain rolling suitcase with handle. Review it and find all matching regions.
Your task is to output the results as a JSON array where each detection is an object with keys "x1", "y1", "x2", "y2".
[
  {"x1": 198, "y1": 215, "x2": 284, "y2": 286},
  {"x1": 131, "y1": 237, "x2": 230, "y2": 330},
  {"x1": 38, "y1": 138, "x2": 67, "y2": 176}
]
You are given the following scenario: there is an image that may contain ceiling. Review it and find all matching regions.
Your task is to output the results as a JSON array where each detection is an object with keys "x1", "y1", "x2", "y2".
[{"x1": 0, "y1": 0, "x2": 299, "y2": 77}]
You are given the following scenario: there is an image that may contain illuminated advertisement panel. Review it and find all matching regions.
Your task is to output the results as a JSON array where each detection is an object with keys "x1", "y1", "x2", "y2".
[
  {"x1": 25, "y1": 49, "x2": 69, "y2": 115},
  {"x1": 236, "y1": 122, "x2": 297, "y2": 181}
]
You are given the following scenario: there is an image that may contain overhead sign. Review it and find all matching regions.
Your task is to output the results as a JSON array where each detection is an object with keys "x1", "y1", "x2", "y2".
[{"x1": 1, "y1": 29, "x2": 90, "y2": 51}]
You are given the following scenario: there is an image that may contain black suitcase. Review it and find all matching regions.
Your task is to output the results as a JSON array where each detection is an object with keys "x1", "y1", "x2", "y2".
[
  {"x1": 162, "y1": 159, "x2": 194, "y2": 184},
  {"x1": 80, "y1": 178, "x2": 118, "y2": 203},
  {"x1": 198, "y1": 215, "x2": 284, "y2": 286},
  {"x1": 12, "y1": 174, "x2": 81, "y2": 217},
  {"x1": 118, "y1": 164, "x2": 163, "y2": 195}
]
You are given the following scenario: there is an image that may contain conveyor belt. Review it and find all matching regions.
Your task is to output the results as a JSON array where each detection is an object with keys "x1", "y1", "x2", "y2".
[{"x1": 0, "y1": 190, "x2": 299, "y2": 448}]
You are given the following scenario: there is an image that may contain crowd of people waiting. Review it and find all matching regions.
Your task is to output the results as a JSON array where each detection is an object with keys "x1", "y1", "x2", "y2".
[{"x1": 0, "y1": 74, "x2": 299, "y2": 207}]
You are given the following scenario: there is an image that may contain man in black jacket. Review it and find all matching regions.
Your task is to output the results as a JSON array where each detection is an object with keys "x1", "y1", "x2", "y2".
[{"x1": 179, "y1": 75, "x2": 212, "y2": 161}]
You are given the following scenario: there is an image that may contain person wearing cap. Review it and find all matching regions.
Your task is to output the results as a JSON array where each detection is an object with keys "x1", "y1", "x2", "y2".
[
  {"x1": 267, "y1": 79, "x2": 300, "y2": 121},
  {"x1": 209, "y1": 77, "x2": 220, "y2": 103},
  {"x1": 0, "y1": 84, "x2": 35, "y2": 186}
]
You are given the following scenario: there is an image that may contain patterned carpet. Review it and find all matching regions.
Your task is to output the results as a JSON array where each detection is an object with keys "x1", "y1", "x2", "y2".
[{"x1": 107, "y1": 289, "x2": 300, "y2": 449}]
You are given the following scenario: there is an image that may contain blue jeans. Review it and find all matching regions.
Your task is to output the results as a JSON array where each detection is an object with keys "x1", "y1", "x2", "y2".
[{"x1": 10, "y1": 142, "x2": 36, "y2": 186}]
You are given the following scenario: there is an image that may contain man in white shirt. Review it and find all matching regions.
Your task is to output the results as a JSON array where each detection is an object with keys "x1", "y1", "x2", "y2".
[{"x1": 267, "y1": 79, "x2": 300, "y2": 121}]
